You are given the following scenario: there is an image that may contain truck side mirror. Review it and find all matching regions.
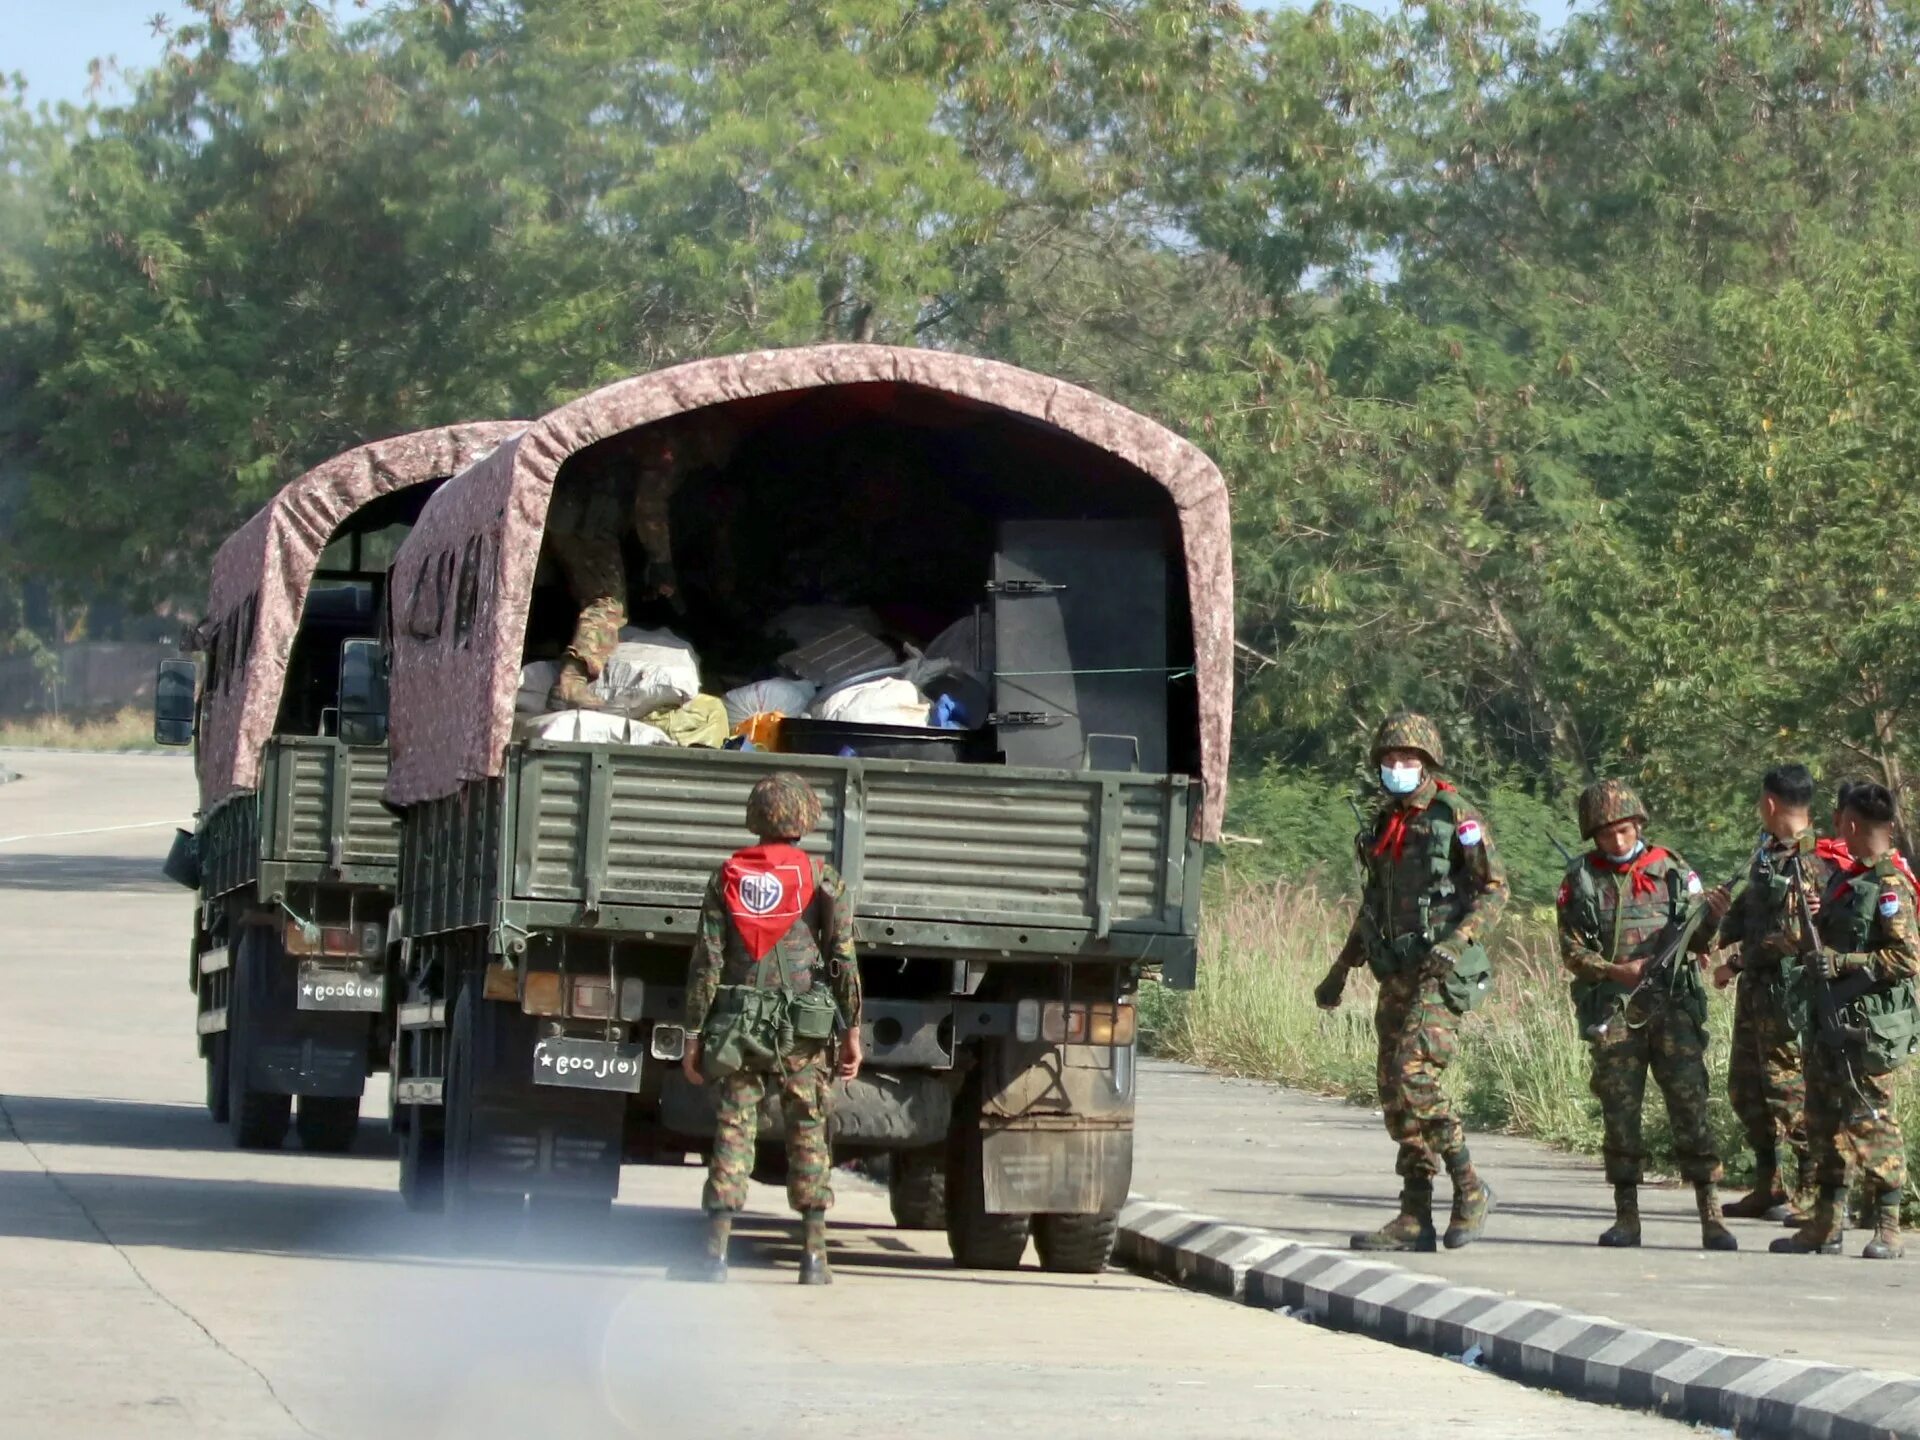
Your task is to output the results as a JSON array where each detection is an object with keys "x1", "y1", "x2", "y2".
[
  {"x1": 338, "y1": 638, "x2": 389, "y2": 746},
  {"x1": 153, "y1": 659, "x2": 199, "y2": 747}
]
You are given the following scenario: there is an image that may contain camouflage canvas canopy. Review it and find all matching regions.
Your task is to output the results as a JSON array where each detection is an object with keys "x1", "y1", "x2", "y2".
[
  {"x1": 384, "y1": 346, "x2": 1234, "y2": 838},
  {"x1": 197, "y1": 422, "x2": 525, "y2": 807}
]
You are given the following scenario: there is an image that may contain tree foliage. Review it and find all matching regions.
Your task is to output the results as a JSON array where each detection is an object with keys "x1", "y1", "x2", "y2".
[{"x1": 6, "y1": 0, "x2": 1920, "y2": 856}]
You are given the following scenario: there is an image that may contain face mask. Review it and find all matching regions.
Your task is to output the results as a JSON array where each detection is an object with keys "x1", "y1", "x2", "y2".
[
  {"x1": 1605, "y1": 839, "x2": 1646, "y2": 863},
  {"x1": 1380, "y1": 763, "x2": 1424, "y2": 796}
]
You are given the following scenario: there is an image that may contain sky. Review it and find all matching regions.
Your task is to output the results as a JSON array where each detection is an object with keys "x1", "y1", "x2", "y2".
[{"x1": 7, "y1": 0, "x2": 1577, "y2": 110}]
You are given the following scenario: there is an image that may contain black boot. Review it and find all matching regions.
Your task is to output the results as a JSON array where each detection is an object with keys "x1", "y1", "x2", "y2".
[
  {"x1": 1598, "y1": 1183, "x2": 1641, "y2": 1248},
  {"x1": 1351, "y1": 1178, "x2": 1437, "y2": 1252},
  {"x1": 798, "y1": 1209, "x2": 833, "y2": 1285},
  {"x1": 1770, "y1": 1185, "x2": 1845, "y2": 1255},
  {"x1": 1696, "y1": 1181, "x2": 1738, "y2": 1252},
  {"x1": 670, "y1": 1209, "x2": 731, "y2": 1282},
  {"x1": 1723, "y1": 1150, "x2": 1787, "y2": 1220}
]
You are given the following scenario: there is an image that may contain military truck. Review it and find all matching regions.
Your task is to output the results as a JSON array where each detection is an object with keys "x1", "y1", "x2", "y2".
[
  {"x1": 154, "y1": 423, "x2": 522, "y2": 1150},
  {"x1": 382, "y1": 346, "x2": 1232, "y2": 1270}
]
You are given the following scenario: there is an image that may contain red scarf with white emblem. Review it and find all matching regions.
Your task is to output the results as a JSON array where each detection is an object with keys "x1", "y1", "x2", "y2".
[{"x1": 721, "y1": 844, "x2": 817, "y2": 961}]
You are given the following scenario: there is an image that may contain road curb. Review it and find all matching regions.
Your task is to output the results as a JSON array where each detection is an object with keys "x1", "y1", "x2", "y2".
[{"x1": 1116, "y1": 1197, "x2": 1920, "y2": 1438}]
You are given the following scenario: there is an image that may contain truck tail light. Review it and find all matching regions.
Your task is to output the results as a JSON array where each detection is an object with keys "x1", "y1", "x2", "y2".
[
  {"x1": 570, "y1": 978, "x2": 614, "y2": 1020},
  {"x1": 360, "y1": 923, "x2": 383, "y2": 957},
  {"x1": 1038, "y1": 1001, "x2": 1137, "y2": 1046},
  {"x1": 522, "y1": 972, "x2": 563, "y2": 1016},
  {"x1": 1015, "y1": 998, "x2": 1041, "y2": 1043}
]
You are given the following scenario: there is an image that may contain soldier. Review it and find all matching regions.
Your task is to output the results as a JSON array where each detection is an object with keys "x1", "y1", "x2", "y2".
[
  {"x1": 1315, "y1": 713, "x2": 1507, "y2": 1253},
  {"x1": 1560, "y1": 781, "x2": 1735, "y2": 1251},
  {"x1": 676, "y1": 773, "x2": 865, "y2": 1284},
  {"x1": 1702, "y1": 765, "x2": 1824, "y2": 1223},
  {"x1": 1772, "y1": 781, "x2": 1917, "y2": 1260}
]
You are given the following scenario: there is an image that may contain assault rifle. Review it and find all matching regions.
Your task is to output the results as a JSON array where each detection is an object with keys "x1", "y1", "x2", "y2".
[{"x1": 1787, "y1": 849, "x2": 1878, "y2": 1116}]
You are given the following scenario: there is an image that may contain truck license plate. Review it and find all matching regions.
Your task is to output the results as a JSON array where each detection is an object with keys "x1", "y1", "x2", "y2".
[
  {"x1": 296, "y1": 960, "x2": 385, "y2": 1013},
  {"x1": 533, "y1": 1037, "x2": 646, "y2": 1093}
]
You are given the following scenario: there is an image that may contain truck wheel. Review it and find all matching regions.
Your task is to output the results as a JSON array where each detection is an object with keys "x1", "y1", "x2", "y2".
[
  {"x1": 204, "y1": 1031, "x2": 230, "y2": 1125},
  {"x1": 888, "y1": 1145, "x2": 947, "y2": 1231},
  {"x1": 228, "y1": 930, "x2": 291, "y2": 1150},
  {"x1": 397, "y1": 1107, "x2": 446, "y2": 1214},
  {"x1": 1033, "y1": 1211, "x2": 1119, "y2": 1274},
  {"x1": 945, "y1": 1120, "x2": 1029, "y2": 1270},
  {"x1": 295, "y1": 1095, "x2": 361, "y2": 1153},
  {"x1": 443, "y1": 985, "x2": 520, "y2": 1233}
]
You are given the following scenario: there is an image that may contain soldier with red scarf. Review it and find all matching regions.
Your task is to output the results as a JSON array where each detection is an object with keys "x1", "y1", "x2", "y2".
[
  {"x1": 1316, "y1": 713, "x2": 1508, "y2": 1253},
  {"x1": 1560, "y1": 780, "x2": 1734, "y2": 1250},
  {"x1": 677, "y1": 773, "x2": 863, "y2": 1285}
]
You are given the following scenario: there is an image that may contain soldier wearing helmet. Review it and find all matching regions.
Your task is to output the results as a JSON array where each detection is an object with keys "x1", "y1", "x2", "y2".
[
  {"x1": 1315, "y1": 712, "x2": 1508, "y2": 1253},
  {"x1": 1558, "y1": 779, "x2": 1732, "y2": 1251},
  {"x1": 675, "y1": 773, "x2": 864, "y2": 1285}
]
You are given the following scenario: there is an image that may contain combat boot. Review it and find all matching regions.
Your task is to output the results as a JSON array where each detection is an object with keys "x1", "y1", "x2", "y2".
[
  {"x1": 1598, "y1": 1184, "x2": 1641, "y2": 1248},
  {"x1": 798, "y1": 1209, "x2": 833, "y2": 1285},
  {"x1": 1863, "y1": 1192, "x2": 1906, "y2": 1261},
  {"x1": 1444, "y1": 1153, "x2": 1494, "y2": 1250},
  {"x1": 1770, "y1": 1184, "x2": 1844, "y2": 1255},
  {"x1": 1722, "y1": 1151, "x2": 1787, "y2": 1220},
  {"x1": 1779, "y1": 1150, "x2": 1815, "y2": 1225},
  {"x1": 670, "y1": 1209, "x2": 731, "y2": 1282},
  {"x1": 1696, "y1": 1181, "x2": 1738, "y2": 1252},
  {"x1": 1351, "y1": 1179, "x2": 1437, "y2": 1253}
]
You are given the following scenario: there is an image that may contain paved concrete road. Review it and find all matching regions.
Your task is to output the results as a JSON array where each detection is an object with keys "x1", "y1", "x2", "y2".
[
  {"x1": 0, "y1": 752, "x2": 1696, "y2": 1439},
  {"x1": 1134, "y1": 1059, "x2": 1920, "y2": 1377}
]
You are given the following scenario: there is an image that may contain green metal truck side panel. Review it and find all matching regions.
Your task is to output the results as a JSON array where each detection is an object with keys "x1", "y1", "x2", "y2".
[{"x1": 198, "y1": 737, "x2": 400, "y2": 899}]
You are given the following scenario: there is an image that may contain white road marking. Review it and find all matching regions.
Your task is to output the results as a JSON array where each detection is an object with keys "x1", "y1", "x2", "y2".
[{"x1": 0, "y1": 819, "x2": 178, "y2": 846}]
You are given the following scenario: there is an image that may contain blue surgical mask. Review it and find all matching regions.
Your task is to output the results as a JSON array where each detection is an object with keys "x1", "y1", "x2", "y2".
[
  {"x1": 1606, "y1": 840, "x2": 1646, "y2": 864},
  {"x1": 1380, "y1": 763, "x2": 1424, "y2": 796}
]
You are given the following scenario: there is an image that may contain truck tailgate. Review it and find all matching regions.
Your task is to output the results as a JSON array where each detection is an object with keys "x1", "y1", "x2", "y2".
[{"x1": 507, "y1": 743, "x2": 1195, "y2": 938}]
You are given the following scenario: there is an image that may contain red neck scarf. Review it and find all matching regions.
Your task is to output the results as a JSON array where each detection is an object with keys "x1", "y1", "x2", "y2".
[
  {"x1": 1589, "y1": 845, "x2": 1670, "y2": 898},
  {"x1": 721, "y1": 844, "x2": 816, "y2": 961},
  {"x1": 1373, "y1": 780, "x2": 1455, "y2": 862}
]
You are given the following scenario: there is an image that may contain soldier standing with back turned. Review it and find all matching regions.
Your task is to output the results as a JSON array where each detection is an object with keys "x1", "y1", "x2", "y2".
[
  {"x1": 1315, "y1": 714, "x2": 1507, "y2": 1252},
  {"x1": 1558, "y1": 781, "x2": 1735, "y2": 1251},
  {"x1": 676, "y1": 773, "x2": 865, "y2": 1284}
]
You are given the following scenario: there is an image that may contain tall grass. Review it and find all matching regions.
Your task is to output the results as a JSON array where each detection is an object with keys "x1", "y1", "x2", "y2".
[
  {"x1": 0, "y1": 707, "x2": 160, "y2": 751},
  {"x1": 1142, "y1": 876, "x2": 1919, "y2": 1211}
]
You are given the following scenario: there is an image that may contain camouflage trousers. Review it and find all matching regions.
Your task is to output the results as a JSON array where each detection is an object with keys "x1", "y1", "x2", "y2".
[
  {"x1": 1587, "y1": 992, "x2": 1720, "y2": 1186},
  {"x1": 1727, "y1": 968, "x2": 1807, "y2": 1164},
  {"x1": 1375, "y1": 968, "x2": 1466, "y2": 1180},
  {"x1": 1805, "y1": 1043, "x2": 1906, "y2": 1196},
  {"x1": 547, "y1": 530, "x2": 627, "y2": 681},
  {"x1": 702, "y1": 1044, "x2": 835, "y2": 1215}
]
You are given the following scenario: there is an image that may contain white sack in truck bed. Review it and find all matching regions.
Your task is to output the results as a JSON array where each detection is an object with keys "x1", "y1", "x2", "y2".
[
  {"x1": 513, "y1": 629, "x2": 701, "y2": 717},
  {"x1": 811, "y1": 676, "x2": 933, "y2": 727}
]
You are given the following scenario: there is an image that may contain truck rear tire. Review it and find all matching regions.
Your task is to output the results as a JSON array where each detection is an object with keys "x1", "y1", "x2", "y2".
[
  {"x1": 1033, "y1": 1211, "x2": 1118, "y2": 1274},
  {"x1": 888, "y1": 1145, "x2": 947, "y2": 1231},
  {"x1": 945, "y1": 1114, "x2": 1029, "y2": 1270},
  {"x1": 228, "y1": 931, "x2": 291, "y2": 1150},
  {"x1": 443, "y1": 984, "x2": 521, "y2": 1233},
  {"x1": 296, "y1": 1094, "x2": 361, "y2": 1153},
  {"x1": 398, "y1": 1107, "x2": 446, "y2": 1213},
  {"x1": 204, "y1": 1031, "x2": 230, "y2": 1125}
]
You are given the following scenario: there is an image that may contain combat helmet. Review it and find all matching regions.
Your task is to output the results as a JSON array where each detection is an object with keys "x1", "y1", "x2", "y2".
[
  {"x1": 746, "y1": 772, "x2": 821, "y2": 841},
  {"x1": 1578, "y1": 779, "x2": 1648, "y2": 840},
  {"x1": 1370, "y1": 712, "x2": 1445, "y2": 771}
]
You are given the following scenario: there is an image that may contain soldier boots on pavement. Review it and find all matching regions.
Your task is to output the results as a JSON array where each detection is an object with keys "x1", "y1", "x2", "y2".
[
  {"x1": 1770, "y1": 1185, "x2": 1846, "y2": 1255},
  {"x1": 1599, "y1": 1183, "x2": 1641, "y2": 1248},
  {"x1": 1445, "y1": 1153, "x2": 1494, "y2": 1250},
  {"x1": 1696, "y1": 1181, "x2": 1738, "y2": 1251},
  {"x1": 671, "y1": 1208, "x2": 733, "y2": 1282},
  {"x1": 1351, "y1": 1179, "x2": 1438, "y2": 1253},
  {"x1": 1863, "y1": 1191, "x2": 1906, "y2": 1261},
  {"x1": 1722, "y1": 1150, "x2": 1790, "y2": 1220},
  {"x1": 798, "y1": 1209, "x2": 833, "y2": 1285}
]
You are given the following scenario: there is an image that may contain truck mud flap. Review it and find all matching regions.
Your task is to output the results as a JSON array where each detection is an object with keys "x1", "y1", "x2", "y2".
[
  {"x1": 981, "y1": 1123, "x2": 1131, "y2": 1216},
  {"x1": 658, "y1": 1069, "x2": 954, "y2": 1149},
  {"x1": 463, "y1": 1000, "x2": 625, "y2": 1202},
  {"x1": 240, "y1": 1024, "x2": 370, "y2": 1099}
]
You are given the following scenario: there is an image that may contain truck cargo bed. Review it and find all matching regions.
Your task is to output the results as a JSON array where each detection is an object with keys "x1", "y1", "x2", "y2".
[{"x1": 200, "y1": 737, "x2": 399, "y2": 898}]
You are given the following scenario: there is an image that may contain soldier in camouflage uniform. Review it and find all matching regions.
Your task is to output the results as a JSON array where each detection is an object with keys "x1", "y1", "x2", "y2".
[
  {"x1": 1558, "y1": 781, "x2": 1735, "y2": 1251},
  {"x1": 1316, "y1": 714, "x2": 1508, "y2": 1253},
  {"x1": 1772, "y1": 782, "x2": 1918, "y2": 1260},
  {"x1": 543, "y1": 421, "x2": 734, "y2": 709},
  {"x1": 1702, "y1": 764, "x2": 1825, "y2": 1223},
  {"x1": 676, "y1": 774, "x2": 864, "y2": 1284}
]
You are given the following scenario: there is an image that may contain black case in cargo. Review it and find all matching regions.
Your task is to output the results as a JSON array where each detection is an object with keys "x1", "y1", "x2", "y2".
[{"x1": 989, "y1": 520, "x2": 1167, "y2": 776}]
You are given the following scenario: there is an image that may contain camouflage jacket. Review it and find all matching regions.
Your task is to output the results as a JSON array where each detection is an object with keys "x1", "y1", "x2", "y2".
[
  {"x1": 1715, "y1": 830, "x2": 1830, "y2": 973},
  {"x1": 684, "y1": 857, "x2": 862, "y2": 1032},
  {"x1": 1558, "y1": 845, "x2": 1710, "y2": 986},
  {"x1": 1816, "y1": 856, "x2": 1920, "y2": 984},
  {"x1": 1338, "y1": 777, "x2": 1508, "y2": 966}
]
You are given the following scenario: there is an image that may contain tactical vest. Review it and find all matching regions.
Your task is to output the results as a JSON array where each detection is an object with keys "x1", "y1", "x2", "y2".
[
  {"x1": 1733, "y1": 834, "x2": 1817, "y2": 972},
  {"x1": 1563, "y1": 850, "x2": 1706, "y2": 1032},
  {"x1": 698, "y1": 859, "x2": 842, "y2": 1079},
  {"x1": 1793, "y1": 859, "x2": 1920, "y2": 1075},
  {"x1": 1355, "y1": 788, "x2": 1493, "y2": 1012}
]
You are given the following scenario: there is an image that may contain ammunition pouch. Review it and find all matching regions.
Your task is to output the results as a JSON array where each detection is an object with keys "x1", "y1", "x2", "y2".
[
  {"x1": 1438, "y1": 938, "x2": 1492, "y2": 1015},
  {"x1": 697, "y1": 985, "x2": 839, "y2": 1080},
  {"x1": 1851, "y1": 980, "x2": 1920, "y2": 1075}
]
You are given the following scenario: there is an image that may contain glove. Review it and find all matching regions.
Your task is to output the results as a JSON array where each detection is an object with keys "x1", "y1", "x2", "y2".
[
  {"x1": 1812, "y1": 951, "x2": 1867, "y2": 983},
  {"x1": 1313, "y1": 965, "x2": 1349, "y2": 1012}
]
